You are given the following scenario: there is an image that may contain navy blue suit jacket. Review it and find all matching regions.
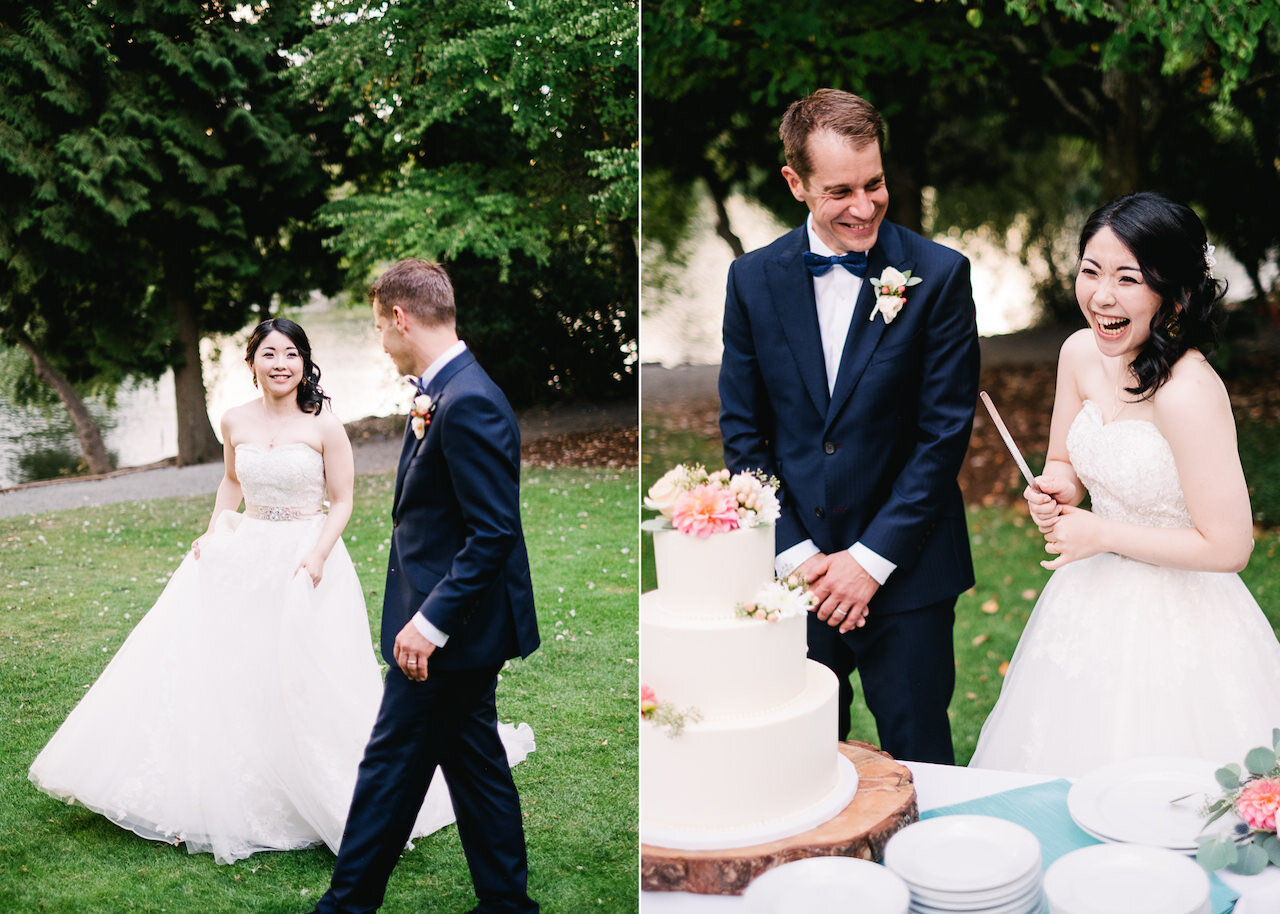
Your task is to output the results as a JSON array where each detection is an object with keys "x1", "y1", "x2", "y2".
[
  {"x1": 381, "y1": 350, "x2": 540, "y2": 671},
  {"x1": 719, "y1": 221, "x2": 979, "y2": 614}
]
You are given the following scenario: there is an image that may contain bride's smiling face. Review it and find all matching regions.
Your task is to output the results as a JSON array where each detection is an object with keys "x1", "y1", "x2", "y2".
[
  {"x1": 1076, "y1": 227, "x2": 1164, "y2": 358},
  {"x1": 251, "y1": 330, "x2": 304, "y2": 397}
]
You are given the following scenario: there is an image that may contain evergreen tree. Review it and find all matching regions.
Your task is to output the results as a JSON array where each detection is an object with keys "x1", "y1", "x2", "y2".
[
  {"x1": 0, "y1": 0, "x2": 341, "y2": 467},
  {"x1": 297, "y1": 0, "x2": 638, "y2": 404}
]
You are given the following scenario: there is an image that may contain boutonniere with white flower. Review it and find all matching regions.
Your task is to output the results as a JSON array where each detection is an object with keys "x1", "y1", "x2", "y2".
[
  {"x1": 404, "y1": 376, "x2": 438, "y2": 439},
  {"x1": 868, "y1": 266, "x2": 923, "y2": 324}
]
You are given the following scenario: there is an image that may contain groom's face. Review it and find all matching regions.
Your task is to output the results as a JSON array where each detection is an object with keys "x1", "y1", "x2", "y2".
[
  {"x1": 373, "y1": 300, "x2": 415, "y2": 376},
  {"x1": 782, "y1": 130, "x2": 888, "y2": 254}
]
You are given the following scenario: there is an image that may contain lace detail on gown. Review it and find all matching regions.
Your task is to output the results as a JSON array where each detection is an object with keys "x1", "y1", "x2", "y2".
[
  {"x1": 1067, "y1": 400, "x2": 1191, "y2": 529},
  {"x1": 235, "y1": 443, "x2": 325, "y2": 516},
  {"x1": 970, "y1": 400, "x2": 1280, "y2": 776},
  {"x1": 29, "y1": 442, "x2": 535, "y2": 863}
]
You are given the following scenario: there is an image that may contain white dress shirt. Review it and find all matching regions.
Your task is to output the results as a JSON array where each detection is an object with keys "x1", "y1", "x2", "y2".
[
  {"x1": 773, "y1": 218, "x2": 896, "y2": 586},
  {"x1": 407, "y1": 340, "x2": 468, "y2": 648}
]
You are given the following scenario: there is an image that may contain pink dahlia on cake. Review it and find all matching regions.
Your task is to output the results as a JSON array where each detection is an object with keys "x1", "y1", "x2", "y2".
[{"x1": 672, "y1": 484, "x2": 740, "y2": 537}]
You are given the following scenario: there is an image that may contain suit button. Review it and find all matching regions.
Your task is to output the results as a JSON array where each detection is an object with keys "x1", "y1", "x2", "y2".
[
  {"x1": 814, "y1": 507, "x2": 825, "y2": 519},
  {"x1": 823, "y1": 441, "x2": 836, "y2": 455}
]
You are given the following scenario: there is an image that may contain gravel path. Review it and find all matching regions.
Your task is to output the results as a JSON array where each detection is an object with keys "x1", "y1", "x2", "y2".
[{"x1": 0, "y1": 401, "x2": 634, "y2": 518}]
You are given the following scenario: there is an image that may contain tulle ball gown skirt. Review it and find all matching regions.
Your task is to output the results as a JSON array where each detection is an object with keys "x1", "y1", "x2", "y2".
[
  {"x1": 970, "y1": 552, "x2": 1280, "y2": 777},
  {"x1": 28, "y1": 510, "x2": 534, "y2": 864}
]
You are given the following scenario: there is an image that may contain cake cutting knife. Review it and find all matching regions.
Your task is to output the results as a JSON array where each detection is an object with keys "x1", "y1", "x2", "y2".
[{"x1": 979, "y1": 390, "x2": 1042, "y2": 494}]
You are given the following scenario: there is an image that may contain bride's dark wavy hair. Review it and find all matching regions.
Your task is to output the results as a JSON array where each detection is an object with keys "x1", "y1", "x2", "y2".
[
  {"x1": 1079, "y1": 191, "x2": 1225, "y2": 400},
  {"x1": 244, "y1": 318, "x2": 330, "y2": 416}
]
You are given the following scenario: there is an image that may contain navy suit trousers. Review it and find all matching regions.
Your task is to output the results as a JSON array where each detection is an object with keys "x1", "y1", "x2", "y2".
[
  {"x1": 315, "y1": 666, "x2": 536, "y2": 914},
  {"x1": 807, "y1": 599, "x2": 957, "y2": 765}
]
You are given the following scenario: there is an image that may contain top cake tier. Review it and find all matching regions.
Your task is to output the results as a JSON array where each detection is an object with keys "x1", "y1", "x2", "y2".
[{"x1": 651, "y1": 525, "x2": 776, "y2": 620}]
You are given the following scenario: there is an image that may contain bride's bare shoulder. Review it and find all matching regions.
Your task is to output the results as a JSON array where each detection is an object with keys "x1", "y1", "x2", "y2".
[{"x1": 1155, "y1": 353, "x2": 1231, "y2": 422}]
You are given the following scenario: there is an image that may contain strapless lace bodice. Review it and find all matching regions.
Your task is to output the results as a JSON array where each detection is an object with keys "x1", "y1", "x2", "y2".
[
  {"x1": 1065, "y1": 399, "x2": 1191, "y2": 529},
  {"x1": 234, "y1": 443, "x2": 325, "y2": 517}
]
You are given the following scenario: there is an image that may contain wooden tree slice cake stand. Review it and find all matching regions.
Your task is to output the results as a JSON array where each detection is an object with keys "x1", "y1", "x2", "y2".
[{"x1": 640, "y1": 740, "x2": 918, "y2": 895}]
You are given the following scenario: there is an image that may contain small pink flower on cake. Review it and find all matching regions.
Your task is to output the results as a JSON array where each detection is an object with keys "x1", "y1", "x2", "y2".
[
  {"x1": 640, "y1": 683, "x2": 658, "y2": 718},
  {"x1": 672, "y1": 484, "x2": 740, "y2": 538},
  {"x1": 643, "y1": 462, "x2": 781, "y2": 534},
  {"x1": 639, "y1": 683, "x2": 700, "y2": 736},
  {"x1": 735, "y1": 575, "x2": 817, "y2": 622}
]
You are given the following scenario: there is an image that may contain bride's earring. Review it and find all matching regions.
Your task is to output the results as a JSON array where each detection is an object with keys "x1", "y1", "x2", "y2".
[{"x1": 1165, "y1": 310, "x2": 1182, "y2": 338}]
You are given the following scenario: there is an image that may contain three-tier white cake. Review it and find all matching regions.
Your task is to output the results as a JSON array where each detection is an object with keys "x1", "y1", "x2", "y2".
[{"x1": 640, "y1": 524, "x2": 858, "y2": 850}]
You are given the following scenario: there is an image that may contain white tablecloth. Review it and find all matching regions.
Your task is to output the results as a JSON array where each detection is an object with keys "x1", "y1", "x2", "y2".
[{"x1": 640, "y1": 761, "x2": 1280, "y2": 913}]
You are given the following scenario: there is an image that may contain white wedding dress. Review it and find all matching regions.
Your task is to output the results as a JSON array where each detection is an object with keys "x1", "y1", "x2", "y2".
[
  {"x1": 29, "y1": 442, "x2": 535, "y2": 864},
  {"x1": 971, "y1": 400, "x2": 1280, "y2": 776}
]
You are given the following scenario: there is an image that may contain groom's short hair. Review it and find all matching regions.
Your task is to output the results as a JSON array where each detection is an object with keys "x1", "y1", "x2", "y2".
[
  {"x1": 369, "y1": 258, "x2": 456, "y2": 328},
  {"x1": 780, "y1": 89, "x2": 885, "y2": 183}
]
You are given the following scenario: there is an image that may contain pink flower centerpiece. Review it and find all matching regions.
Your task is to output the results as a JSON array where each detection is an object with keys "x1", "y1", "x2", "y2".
[
  {"x1": 1196, "y1": 730, "x2": 1280, "y2": 875},
  {"x1": 1237, "y1": 777, "x2": 1280, "y2": 832}
]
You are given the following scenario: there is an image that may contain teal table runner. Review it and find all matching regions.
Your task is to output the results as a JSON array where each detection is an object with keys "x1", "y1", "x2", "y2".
[{"x1": 921, "y1": 778, "x2": 1238, "y2": 914}]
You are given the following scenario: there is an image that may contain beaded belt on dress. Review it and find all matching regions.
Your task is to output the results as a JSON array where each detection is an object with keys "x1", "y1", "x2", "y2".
[{"x1": 245, "y1": 505, "x2": 321, "y2": 521}]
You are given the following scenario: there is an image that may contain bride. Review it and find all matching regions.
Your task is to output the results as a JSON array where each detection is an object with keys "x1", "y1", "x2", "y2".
[
  {"x1": 971, "y1": 192, "x2": 1280, "y2": 776},
  {"x1": 28, "y1": 318, "x2": 534, "y2": 863}
]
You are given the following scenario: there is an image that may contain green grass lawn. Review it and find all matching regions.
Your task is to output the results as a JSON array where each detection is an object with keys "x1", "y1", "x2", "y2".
[
  {"x1": 639, "y1": 421, "x2": 1280, "y2": 767},
  {"x1": 0, "y1": 466, "x2": 638, "y2": 914}
]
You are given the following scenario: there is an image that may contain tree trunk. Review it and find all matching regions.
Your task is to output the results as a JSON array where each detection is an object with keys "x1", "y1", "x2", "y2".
[
  {"x1": 1097, "y1": 69, "x2": 1146, "y2": 199},
  {"x1": 885, "y1": 157, "x2": 923, "y2": 235},
  {"x1": 13, "y1": 330, "x2": 113, "y2": 476},
  {"x1": 162, "y1": 251, "x2": 221, "y2": 465},
  {"x1": 703, "y1": 174, "x2": 746, "y2": 259}
]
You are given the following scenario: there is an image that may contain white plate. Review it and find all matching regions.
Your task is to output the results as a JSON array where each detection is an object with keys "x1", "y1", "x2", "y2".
[
  {"x1": 1067, "y1": 757, "x2": 1223, "y2": 849},
  {"x1": 884, "y1": 815, "x2": 1042, "y2": 893},
  {"x1": 743, "y1": 856, "x2": 910, "y2": 914},
  {"x1": 908, "y1": 864, "x2": 1041, "y2": 908},
  {"x1": 1043, "y1": 844, "x2": 1210, "y2": 914},
  {"x1": 912, "y1": 888, "x2": 1044, "y2": 914}
]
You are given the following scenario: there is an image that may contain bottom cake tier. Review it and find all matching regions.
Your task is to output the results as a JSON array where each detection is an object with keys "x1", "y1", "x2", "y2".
[{"x1": 641, "y1": 659, "x2": 857, "y2": 849}]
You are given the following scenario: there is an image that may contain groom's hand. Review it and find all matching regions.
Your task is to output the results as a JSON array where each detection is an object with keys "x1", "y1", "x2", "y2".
[
  {"x1": 394, "y1": 621, "x2": 437, "y2": 682},
  {"x1": 810, "y1": 552, "x2": 879, "y2": 634}
]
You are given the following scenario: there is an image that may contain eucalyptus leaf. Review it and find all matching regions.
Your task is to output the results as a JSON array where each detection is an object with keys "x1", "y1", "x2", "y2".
[
  {"x1": 1228, "y1": 842, "x2": 1270, "y2": 876},
  {"x1": 639, "y1": 517, "x2": 672, "y2": 533},
  {"x1": 1204, "y1": 803, "x2": 1234, "y2": 826},
  {"x1": 1197, "y1": 836, "x2": 1238, "y2": 872},
  {"x1": 1273, "y1": 727, "x2": 1280, "y2": 752},
  {"x1": 1245, "y1": 747, "x2": 1276, "y2": 776},
  {"x1": 1260, "y1": 833, "x2": 1280, "y2": 866},
  {"x1": 1216, "y1": 765, "x2": 1243, "y2": 790}
]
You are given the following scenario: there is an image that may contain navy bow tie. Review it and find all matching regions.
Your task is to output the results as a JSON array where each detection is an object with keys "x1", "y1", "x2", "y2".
[{"x1": 803, "y1": 250, "x2": 868, "y2": 277}]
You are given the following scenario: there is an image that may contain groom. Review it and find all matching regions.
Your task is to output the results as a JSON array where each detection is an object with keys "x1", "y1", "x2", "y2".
[
  {"x1": 311, "y1": 258, "x2": 540, "y2": 914},
  {"x1": 719, "y1": 89, "x2": 979, "y2": 765}
]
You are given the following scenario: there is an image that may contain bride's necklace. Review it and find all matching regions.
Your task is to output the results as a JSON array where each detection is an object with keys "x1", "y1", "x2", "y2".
[
  {"x1": 261, "y1": 400, "x2": 295, "y2": 449},
  {"x1": 1110, "y1": 362, "x2": 1136, "y2": 422}
]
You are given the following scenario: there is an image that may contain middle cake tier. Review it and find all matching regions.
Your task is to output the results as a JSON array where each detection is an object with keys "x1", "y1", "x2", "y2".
[{"x1": 640, "y1": 590, "x2": 808, "y2": 717}]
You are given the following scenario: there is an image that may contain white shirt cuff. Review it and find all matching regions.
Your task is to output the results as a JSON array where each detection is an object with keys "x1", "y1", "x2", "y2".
[
  {"x1": 849, "y1": 542, "x2": 896, "y2": 585},
  {"x1": 412, "y1": 612, "x2": 450, "y2": 648},
  {"x1": 776, "y1": 540, "x2": 821, "y2": 579}
]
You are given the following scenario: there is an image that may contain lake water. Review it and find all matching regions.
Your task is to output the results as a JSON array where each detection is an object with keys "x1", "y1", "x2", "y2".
[
  {"x1": 641, "y1": 194, "x2": 1264, "y2": 367},
  {"x1": 0, "y1": 300, "x2": 408, "y2": 489}
]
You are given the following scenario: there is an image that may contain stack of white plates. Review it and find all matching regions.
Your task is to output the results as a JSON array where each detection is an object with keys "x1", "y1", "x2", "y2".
[
  {"x1": 883, "y1": 815, "x2": 1046, "y2": 913},
  {"x1": 742, "y1": 856, "x2": 911, "y2": 914},
  {"x1": 1043, "y1": 844, "x2": 1211, "y2": 914},
  {"x1": 1067, "y1": 757, "x2": 1229, "y2": 852}
]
